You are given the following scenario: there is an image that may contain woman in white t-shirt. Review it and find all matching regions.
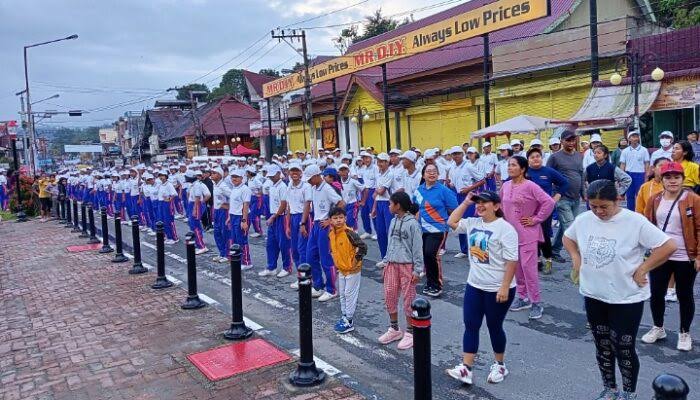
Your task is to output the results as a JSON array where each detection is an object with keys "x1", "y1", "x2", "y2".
[
  {"x1": 445, "y1": 190, "x2": 518, "y2": 386},
  {"x1": 563, "y1": 179, "x2": 676, "y2": 400}
]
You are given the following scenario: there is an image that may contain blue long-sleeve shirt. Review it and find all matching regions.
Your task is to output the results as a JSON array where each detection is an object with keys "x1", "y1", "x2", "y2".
[
  {"x1": 527, "y1": 166, "x2": 569, "y2": 197},
  {"x1": 413, "y1": 182, "x2": 458, "y2": 233}
]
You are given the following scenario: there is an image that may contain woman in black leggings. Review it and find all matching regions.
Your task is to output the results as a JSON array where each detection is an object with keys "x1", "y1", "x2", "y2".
[
  {"x1": 563, "y1": 180, "x2": 676, "y2": 400},
  {"x1": 641, "y1": 161, "x2": 700, "y2": 351}
]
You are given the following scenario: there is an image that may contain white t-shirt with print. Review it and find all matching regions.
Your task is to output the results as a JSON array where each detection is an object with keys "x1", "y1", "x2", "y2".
[
  {"x1": 454, "y1": 217, "x2": 519, "y2": 292},
  {"x1": 564, "y1": 208, "x2": 670, "y2": 304},
  {"x1": 311, "y1": 181, "x2": 342, "y2": 221}
]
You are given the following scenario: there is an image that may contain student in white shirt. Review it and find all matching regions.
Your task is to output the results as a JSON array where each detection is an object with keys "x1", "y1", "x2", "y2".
[
  {"x1": 210, "y1": 167, "x2": 231, "y2": 263},
  {"x1": 372, "y1": 153, "x2": 395, "y2": 264},
  {"x1": 479, "y1": 142, "x2": 499, "y2": 191},
  {"x1": 447, "y1": 146, "x2": 473, "y2": 259},
  {"x1": 259, "y1": 165, "x2": 292, "y2": 278},
  {"x1": 619, "y1": 130, "x2": 650, "y2": 211},
  {"x1": 228, "y1": 168, "x2": 253, "y2": 270},
  {"x1": 563, "y1": 179, "x2": 675, "y2": 400},
  {"x1": 399, "y1": 150, "x2": 422, "y2": 198},
  {"x1": 0, "y1": 169, "x2": 8, "y2": 211},
  {"x1": 358, "y1": 152, "x2": 378, "y2": 240},
  {"x1": 338, "y1": 164, "x2": 366, "y2": 231},
  {"x1": 286, "y1": 163, "x2": 312, "y2": 286},
  {"x1": 188, "y1": 171, "x2": 211, "y2": 254},
  {"x1": 246, "y1": 168, "x2": 264, "y2": 238},
  {"x1": 157, "y1": 171, "x2": 179, "y2": 243},
  {"x1": 650, "y1": 131, "x2": 674, "y2": 165}
]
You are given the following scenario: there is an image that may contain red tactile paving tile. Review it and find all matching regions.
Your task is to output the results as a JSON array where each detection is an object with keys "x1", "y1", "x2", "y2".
[
  {"x1": 187, "y1": 338, "x2": 291, "y2": 381},
  {"x1": 66, "y1": 243, "x2": 102, "y2": 252}
]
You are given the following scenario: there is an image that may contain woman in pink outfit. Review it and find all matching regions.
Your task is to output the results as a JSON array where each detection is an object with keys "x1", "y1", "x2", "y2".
[{"x1": 500, "y1": 156, "x2": 555, "y2": 320}]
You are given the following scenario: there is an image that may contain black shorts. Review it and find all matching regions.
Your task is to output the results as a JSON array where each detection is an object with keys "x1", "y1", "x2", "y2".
[{"x1": 40, "y1": 197, "x2": 52, "y2": 212}]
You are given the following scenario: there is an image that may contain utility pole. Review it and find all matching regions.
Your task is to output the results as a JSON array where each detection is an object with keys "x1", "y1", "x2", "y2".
[
  {"x1": 272, "y1": 29, "x2": 316, "y2": 155},
  {"x1": 483, "y1": 34, "x2": 491, "y2": 128},
  {"x1": 17, "y1": 92, "x2": 28, "y2": 165},
  {"x1": 589, "y1": 0, "x2": 599, "y2": 84}
]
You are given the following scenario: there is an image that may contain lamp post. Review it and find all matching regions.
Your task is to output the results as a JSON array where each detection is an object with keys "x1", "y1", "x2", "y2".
[
  {"x1": 24, "y1": 34, "x2": 78, "y2": 175},
  {"x1": 350, "y1": 107, "x2": 370, "y2": 148},
  {"x1": 9, "y1": 131, "x2": 27, "y2": 222},
  {"x1": 609, "y1": 52, "x2": 664, "y2": 131}
]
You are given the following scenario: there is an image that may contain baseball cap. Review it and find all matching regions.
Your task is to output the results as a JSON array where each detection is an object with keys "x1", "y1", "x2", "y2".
[
  {"x1": 497, "y1": 143, "x2": 512, "y2": 151},
  {"x1": 448, "y1": 146, "x2": 464, "y2": 155},
  {"x1": 659, "y1": 131, "x2": 674, "y2": 138},
  {"x1": 303, "y1": 164, "x2": 321, "y2": 182},
  {"x1": 660, "y1": 162, "x2": 685, "y2": 177},
  {"x1": 266, "y1": 164, "x2": 282, "y2": 176},
  {"x1": 376, "y1": 152, "x2": 390, "y2": 161},
  {"x1": 561, "y1": 129, "x2": 577, "y2": 140},
  {"x1": 360, "y1": 151, "x2": 372, "y2": 158},
  {"x1": 341, "y1": 153, "x2": 352, "y2": 160},
  {"x1": 400, "y1": 150, "x2": 417, "y2": 163},
  {"x1": 423, "y1": 149, "x2": 437, "y2": 159},
  {"x1": 466, "y1": 147, "x2": 477, "y2": 154},
  {"x1": 473, "y1": 191, "x2": 501, "y2": 203},
  {"x1": 389, "y1": 148, "x2": 402, "y2": 155},
  {"x1": 212, "y1": 167, "x2": 224, "y2": 176},
  {"x1": 288, "y1": 162, "x2": 302, "y2": 171},
  {"x1": 481, "y1": 142, "x2": 491, "y2": 148},
  {"x1": 510, "y1": 139, "x2": 522, "y2": 147},
  {"x1": 627, "y1": 130, "x2": 641, "y2": 139},
  {"x1": 530, "y1": 139, "x2": 543, "y2": 147},
  {"x1": 338, "y1": 164, "x2": 350, "y2": 170},
  {"x1": 322, "y1": 168, "x2": 339, "y2": 178},
  {"x1": 548, "y1": 137, "x2": 561, "y2": 146}
]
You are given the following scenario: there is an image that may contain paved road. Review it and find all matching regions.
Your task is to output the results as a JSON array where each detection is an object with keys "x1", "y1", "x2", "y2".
[{"x1": 93, "y1": 213, "x2": 699, "y2": 400}]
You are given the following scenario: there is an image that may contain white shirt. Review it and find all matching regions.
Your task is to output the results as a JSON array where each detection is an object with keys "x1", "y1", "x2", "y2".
[
  {"x1": 564, "y1": 208, "x2": 670, "y2": 304},
  {"x1": 448, "y1": 161, "x2": 471, "y2": 192},
  {"x1": 497, "y1": 159, "x2": 510, "y2": 181},
  {"x1": 359, "y1": 164, "x2": 378, "y2": 189},
  {"x1": 582, "y1": 149, "x2": 596, "y2": 169},
  {"x1": 228, "y1": 183, "x2": 252, "y2": 215},
  {"x1": 213, "y1": 180, "x2": 231, "y2": 209},
  {"x1": 465, "y1": 160, "x2": 486, "y2": 183},
  {"x1": 479, "y1": 153, "x2": 498, "y2": 175},
  {"x1": 188, "y1": 180, "x2": 210, "y2": 202},
  {"x1": 454, "y1": 217, "x2": 519, "y2": 292},
  {"x1": 129, "y1": 177, "x2": 140, "y2": 196},
  {"x1": 247, "y1": 175, "x2": 264, "y2": 195},
  {"x1": 287, "y1": 181, "x2": 311, "y2": 214},
  {"x1": 341, "y1": 177, "x2": 364, "y2": 204},
  {"x1": 620, "y1": 145, "x2": 650, "y2": 173},
  {"x1": 268, "y1": 179, "x2": 288, "y2": 215},
  {"x1": 650, "y1": 147, "x2": 673, "y2": 165},
  {"x1": 375, "y1": 169, "x2": 394, "y2": 202},
  {"x1": 311, "y1": 181, "x2": 342, "y2": 221},
  {"x1": 0, "y1": 175, "x2": 7, "y2": 186},
  {"x1": 157, "y1": 181, "x2": 177, "y2": 201},
  {"x1": 402, "y1": 168, "x2": 422, "y2": 197}
]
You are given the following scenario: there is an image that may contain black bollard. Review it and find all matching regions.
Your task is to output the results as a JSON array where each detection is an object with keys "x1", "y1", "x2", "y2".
[
  {"x1": 128, "y1": 216, "x2": 147, "y2": 274},
  {"x1": 289, "y1": 263, "x2": 325, "y2": 387},
  {"x1": 57, "y1": 198, "x2": 64, "y2": 222},
  {"x1": 411, "y1": 298, "x2": 432, "y2": 400},
  {"x1": 61, "y1": 198, "x2": 67, "y2": 221},
  {"x1": 653, "y1": 373, "x2": 689, "y2": 400},
  {"x1": 71, "y1": 200, "x2": 81, "y2": 233},
  {"x1": 112, "y1": 216, "x2": 129, "y2": 263},
  {"x1": 79, "y1": 202, "x2": 89, "y2": 238},
  {"x1": 64, "y1": 199, "x2": 73, "y2": 228},
  {"x1": 181, "y1": 232, "x2": 206, "y2": 310},
  {"x1": 151, "y1": 222, "x2": 173, "y2": 289},
  {"x1": 99, "y1": 207, "x2": 113, "y2": 253},
  {"x1": 223, "y1": 244, "x2": 252, "y2": 340},
  {"x1": 87, "y1": 205, "x2": 100, "y2": 244}
]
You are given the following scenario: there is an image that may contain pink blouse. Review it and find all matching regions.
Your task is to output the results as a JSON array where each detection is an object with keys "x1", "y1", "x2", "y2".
[{"x1": 500, "y1": 179, "x2": 556, "y2": 244}]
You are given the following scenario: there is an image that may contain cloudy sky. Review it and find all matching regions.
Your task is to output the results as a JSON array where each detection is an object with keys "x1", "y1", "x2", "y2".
[{"x1": 0, "y1": 0, "x2": 464, "y2": 128}]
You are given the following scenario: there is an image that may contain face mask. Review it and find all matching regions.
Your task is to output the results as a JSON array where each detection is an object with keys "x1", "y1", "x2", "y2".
[{"x1": 660, "y1": 138, "x2": 672, "y2": 147}]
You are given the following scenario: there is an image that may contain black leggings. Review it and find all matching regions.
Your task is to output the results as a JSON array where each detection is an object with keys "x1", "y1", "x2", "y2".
[
  {"x1": 538, "y1": 215, "x2": 553, "y2": 259},
  {"x1": 650, "y1": 260, "x2": 697, "y2": 332},
  {"x1": 422, "y1": 232, "x2": 446, "y2": 291},
  {"x1": 585, "y1": 297, "x2": 643, "y2": 393}
]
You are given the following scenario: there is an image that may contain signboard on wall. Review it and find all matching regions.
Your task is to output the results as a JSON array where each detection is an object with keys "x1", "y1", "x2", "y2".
[
  {"x1": 185, "y1": 136, "x2": 197, "y2": 159},
  {"x1": 321, "y1": 120, "x2": 337, "y2": 150},
  {"x1": 263, "y1": 0, "x2": 549, "y2": 98},
  {"x1": 651, "y1": 75, "x2": 700, "y2": 111}
]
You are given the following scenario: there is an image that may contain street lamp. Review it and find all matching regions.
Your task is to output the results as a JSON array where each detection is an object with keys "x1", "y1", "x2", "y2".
[
  {"x1": 609, "y1": 52, "x2": 664, "y2": 130},
  {"x1": 24, "y1": 34, "x2": 78, "y2": 175},
  {"x1": 350, "y1": 106, "x2": 371, "y2": 147}
]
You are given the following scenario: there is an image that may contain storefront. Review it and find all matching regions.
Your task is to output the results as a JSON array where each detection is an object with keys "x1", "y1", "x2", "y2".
[{"x1": 649, "y1": 73, "x2": 700, "y2": 145}]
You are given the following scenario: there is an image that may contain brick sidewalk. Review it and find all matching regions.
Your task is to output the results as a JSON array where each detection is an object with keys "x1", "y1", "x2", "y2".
[{"x1": 0, "y1": 220, "x2": 363, "y2": 400}]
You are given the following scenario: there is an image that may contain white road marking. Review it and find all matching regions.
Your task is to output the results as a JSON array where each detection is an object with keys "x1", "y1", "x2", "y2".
[
  {"x1": 165, "y1": 275, "x2": 182, "y2": 285},
  {"x1": 243, "y1": 316, "x2": 263, "y2": 331},
  {"x1": 253, "y1": 292, "x2": 293, "y2": 311},
  {"x1": 290, "y1": 349, "x2": 340, "y2": 377},
  {"x1": 141, "y1": 242, "x2": 156, "y2": 250},
  {"x1": 198, "y1": 293, "x2": 219, "y2": 305},
  {"x1": 338, "y1": 334, "x2": 365, "y2": 348}
]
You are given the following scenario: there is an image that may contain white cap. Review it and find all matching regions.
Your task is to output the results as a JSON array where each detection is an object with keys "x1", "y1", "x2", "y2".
[
  {"x1": 360, "y1": 151, "x2": 372, "y2": 158},
  {"x1": 142, "y1": 173, "x2": 154, "y2": 180},
  {"x1": 424, "y1": 149, "x2": 437, "y2": 159},
  {"x1": 400, "y1": 150, "x2": 417, "y2": 163},
  {"x1": 288, "y1": 162, "x2": 303, "y2": 171},
  {"x1": 245, "y1": 166, "x2": 256, "y2": 174},
  {"x1": 498, "y1": 143, "x2": 512, "y2": 151},
  {"x1": 414, "y1": 148, "x2": 422, "y2": 153},
  {"x1": 256, "y1": 161, "x2": 264, "y2": 166},
  {"x1": 212, "y1": 167, "x2": 224, "y2": 176},
  {"x1": 530, "y1": 139, "x2": 543, "y2": 147},
  {"x1": 266, "y1": 164, "x2": 282, "y2": 176},
  {"x1": 341, "y1": 153, "x2": 352, "y2": 160},
  {"x1": 590, "y1": 134, "x2": 603, "y2": 143},
  {"x1": 510, "y1": 139, "x2": 521, "y2": 147},
  {"x1": 448, "y1": 146, "x2": 464, "y2": 155},
  {"x1": 286, "y1": 151, "x2": 293, "y2": 156},
  {"x1": 466, "y1": 147, "x2": 477, "y2": 153},
  {"x1": 376, "y1": 152, "x2": 390, "y2": 161},
  {"x1": 548, "y1": 137, "x2": 561, "y2": 146},
  {"x1": 338, "y1": 164, "x2": 350, "y2": 170},
  {"x1": 303, "y1": 164, "x2": 321, "y2": 182},
  {"x1": 481, "y1": 142, "x2": 491, "y2": 148},
  {"x1": 659, "y1": 131, "x2": 673, "y2": 138},
  {"x1": 229, "y1": 168, "x2": 245, "y2": 177},
  {"x1": 389, "y1": 148, "x2": 402, "y2": 155}
]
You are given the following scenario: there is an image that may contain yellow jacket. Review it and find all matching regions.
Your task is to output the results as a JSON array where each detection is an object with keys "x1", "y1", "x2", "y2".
[{"x1": 329, "y1": 224, "x2": 367, "y2": 276}]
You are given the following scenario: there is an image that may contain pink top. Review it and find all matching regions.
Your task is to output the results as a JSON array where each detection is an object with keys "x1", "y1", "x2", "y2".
[
  {"x1": 655, "y1": 192, "x2": 689, "y2": 261},
  {"x1": 500, "y1": 179, "x2": 556, "y2": 244}
]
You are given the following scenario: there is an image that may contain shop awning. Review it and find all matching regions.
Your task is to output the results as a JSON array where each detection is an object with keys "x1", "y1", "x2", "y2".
[
  {"x1": 471, "y1": 115, "x2": 557, "y2": 139},
  {"x1": 553, "y1": 81, "x2": 661, "y2": 129}
]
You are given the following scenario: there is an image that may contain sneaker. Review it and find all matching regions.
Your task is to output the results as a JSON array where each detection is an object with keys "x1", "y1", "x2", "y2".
[
  {"x1": 378, "y1": 327, "x2": 403, "y2": 344},
  {"x1": 677, "y1": 332, "x2": 692, "y2": 351},
  {"x1": 551, "y1": 253, "x2": 566, "y2": 263},
  {"x1": 258, "y1": 269, "x2": 277, "y2": 277},
  {"x1": 542, "y1": 259, "x2": 553, "y2": 275},
  {"x1": 438, "y1": 249, "x2": 446, "y2": 256},
  {"x1": 147, "y1": 231, "x2": 157, "y2": 237},
  {"x1": 241, "y1": 264, "x2": 254, "y2": 271},
  {"x1": 510, "y1": 298, "x2": 532, "y2": 311},
  {"x1": 397, "y1": 332, "x2": 413, "y2": 350},
  {"x1": 218, "y1": 257, "x2": 229, "y2": 264},
  {"x1": 276, "y1": 269, "x2": 290, "y2": 278},
  {"x1": 424, "y1": 287, "x2": 442, "y2": 298},
  {"x1": 195, "y1": 247, "x2": 209, "y2": 255},
  {"x1": 334, "y1": 317, "x2": 354, "y2": 334},
  {"x1": 164, "y1": 239, "x2": 176, "y2": 245},
  {"x1": 139, "y1": 226, "x2": 148, "y2": 232},
  {"x1": 419, "y1": 271, "x2": 426, "y2": 278},
  {"x1": 318, "y1": 291, "x2": 338, "y2": 302},
  {"x1": 445, "y1": 364, "x2": 473, "y2": 385},
  {"x1": 454, "y1": 252, "x2": 467, "y2": 259},
  {"x1": 641, "y1": 326, "x2": 667, "y2": 344},
  {"x1": 249, "y1": 232, "x2": 261, "y2": 238},
  {"x1": 594, "y1": 388, "x2": 619, "y2": 400},
  {"x1": 212, "y1": 255, "x2": 222, "y2": 262},
  {"x1": 528, "y1": 303, "x2": 543, "y2": 320},
  {"x1": 375, "y1": 261, "x2": 386, "y2": 269},
  {"x1": 617, "y1": 392, "x2": 637, "y2": 400},
  {"x1": 290, "y1": 280, "x2": 299, "y2": 290},
  {"x1": 371, "y1": 234, "x2": 377, "y2": 240},
  {"x1": 487, "y1": 362, "x2": 508, "y2": 384},
  {"x1": 360, "y1": 232, "x2": 371, "y2": 239},
  {"x1": 665, "y1": 288, "x2": 677, "y2": 302},
  {"x1": 311, "y1": 288, "x2": 324, "y2": 298}
]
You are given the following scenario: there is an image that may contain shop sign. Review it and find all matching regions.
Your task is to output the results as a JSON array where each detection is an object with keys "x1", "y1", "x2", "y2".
[
  {"x1": 651, "y1": 75, "x2": 700, "y2": 111},
  {"x1": 263, "y1": 0, "x2": 549, "y2": 98},
  {"x1": 321, "y1": 120, "x2": 337, "y2": 150}
]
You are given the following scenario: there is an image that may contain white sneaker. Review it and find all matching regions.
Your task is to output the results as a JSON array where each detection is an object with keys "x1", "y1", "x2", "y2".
[
  {"x1": 195, "y1": 247, "x2": 209, "y2": 255},
  {"x1": 241, "y1": 264, "x2": 254, "y2": 271},
  {"x1": 258, "y1": 269, "x2": 277, "y2": 277},
  {"x1": 140, "y1": 226, "x2": 148, "y2": 232},
  {"x1": 438, "y1": 249, "x2": 446, "y2": 256},
  {"x1": 487, "y1": 362, "x2": 508, "y2": 384},
  {"x1": 318, "y1": 291, "x2": 338, "y2": 302},
  {"x1": 164, "y1": 239, "x2": 176, "y2": 245},
  {"x1": 454, "y1": 252, "x2": 467, "y2": 259},
  {"x1": 276, "y1": 269, "x2": 290, "y2": 278},
  {"x1": 419, "y1": 271, "x2": 426, "y2": 278},
  {"x1": 665, "y1": 288, "x2": 678, "y2": 302},
  {"x1": 147, "y1": 231, "x2": 157, "y2": 237},
  {"x1": 218, "y1": 257, "x2": 229, "y2": 264},
  {"x1": 375, "y1": 261, "x2": 386, "y2": 269},
  {"x1": 249, "y1": 232, "x2": 261, "y2": 238},
  {"x1": 360, "y1": 232, "x2": 371, "y2": 239},
  {"x1": 212, "y1": 255, "x2": 222, "y2": 262},
  {"x1": 290, "y1": 280, "x2": 299, "y2": 290},
  {"x1": 641, "y1": 326, "x2": 667, "y2": 344},
  {"x1": 677, "y1": 332, "x2": 692, "y2": 351},
  {"x1": 311, "y1": 288, "x2": 324, "y2": 298},
  {"x1": 446, "y1": 364, "x2": 473, "y2": 385},
  {"x1": 371, "y1": 234, "x2": 377, "y2": 240}
]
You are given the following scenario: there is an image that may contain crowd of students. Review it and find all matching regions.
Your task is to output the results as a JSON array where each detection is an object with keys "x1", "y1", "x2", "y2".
[{"x1": 6, "y1": 127, "x2": 700, "y2": 400}]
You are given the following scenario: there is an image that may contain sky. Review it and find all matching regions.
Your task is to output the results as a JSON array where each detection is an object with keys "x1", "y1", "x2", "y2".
[{"x1": 0, "y1": 0, "x2": 466, "y2": 129}]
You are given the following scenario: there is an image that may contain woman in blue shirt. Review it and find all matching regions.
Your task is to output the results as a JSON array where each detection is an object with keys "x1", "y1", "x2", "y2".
[
  {"x1": 413, "y1": 163, "x2": 458, "y2": 297},
  {"x1": 526, "y1": 148, "x2": 568, "y2": 274}
]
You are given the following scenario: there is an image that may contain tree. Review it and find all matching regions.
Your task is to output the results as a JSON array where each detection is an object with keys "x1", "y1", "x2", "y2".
[
  {"x1": 175, "y1": 83, "x2": 209, "y2": 100},
  {"x1": 334, "y1": 9, "x2": 408, "y2": 53},
  {"x1": 209, "y1": 69, "x2": 250, "y2": 103},
  {"x1": 654, "y1": 0, "x2": 700, "y2": 28},
  {"x1": 258, "y1": 68, "x2": 280, "y2": 77}
]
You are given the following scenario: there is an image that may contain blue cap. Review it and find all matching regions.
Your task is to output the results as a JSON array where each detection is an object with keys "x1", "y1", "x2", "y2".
[{"x1": 322, "y1": 167, "x2": 339, "y2": 178}]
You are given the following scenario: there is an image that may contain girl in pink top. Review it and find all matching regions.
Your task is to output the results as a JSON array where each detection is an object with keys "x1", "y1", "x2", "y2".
[{"x1": 500, "y1": 156, "x2": 555, "y2": 319}]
